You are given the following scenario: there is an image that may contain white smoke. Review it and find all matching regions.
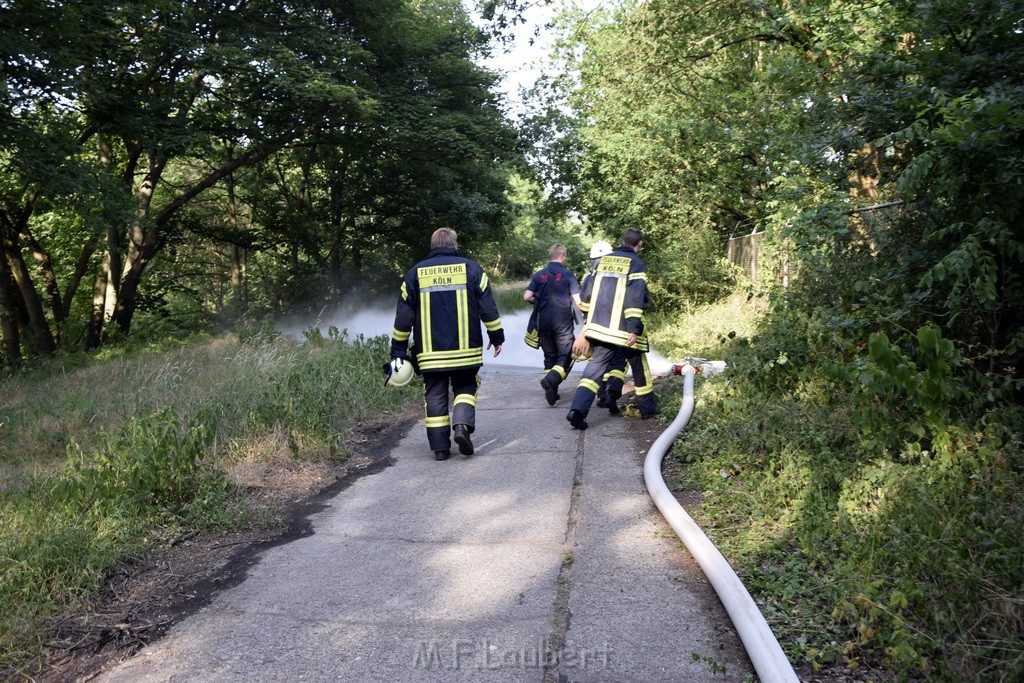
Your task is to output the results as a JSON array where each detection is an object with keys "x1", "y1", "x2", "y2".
[
  {"x1": 278, "y1": 298, "x2": 543, "y2": 370},
  {"x1": 277, "y1": 300, "x2": 396, "y2": 343},
  {"x1": 278, "y1": 298, "x2": 680, "y2": 375}
]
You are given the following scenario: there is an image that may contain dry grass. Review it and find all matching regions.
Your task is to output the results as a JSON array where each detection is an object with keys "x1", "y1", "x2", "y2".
[{"x1": 221, "y1": 426, "x2": 335, "y2": 494}]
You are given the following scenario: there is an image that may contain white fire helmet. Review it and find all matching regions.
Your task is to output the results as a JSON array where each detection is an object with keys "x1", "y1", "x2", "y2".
[
  {"x1": 385, "y1": 357, "x2": 414, "y2": 387},
  {"x1": 589, "y1": 240, "x2": 613, "y2": 259}
]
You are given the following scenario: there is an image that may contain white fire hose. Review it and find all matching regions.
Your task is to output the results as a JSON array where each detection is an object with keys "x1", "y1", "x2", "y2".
[{"x1": 644, "y1": 360, "x2": 799, "y2": 683}]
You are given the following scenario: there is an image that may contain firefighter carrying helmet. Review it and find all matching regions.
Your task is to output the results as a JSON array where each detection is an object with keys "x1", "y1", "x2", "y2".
[
  {"x1": 589, "y1": 240, "x2": 613, "y2": 259},
  {"x1": 384, "y1": 356, "x2": 414, "y2": 387}
]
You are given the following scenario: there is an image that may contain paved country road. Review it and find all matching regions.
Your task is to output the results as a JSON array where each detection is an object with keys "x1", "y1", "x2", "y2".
[{"x1": 96, "y1": 364, "x2": 753, "y2": 682}]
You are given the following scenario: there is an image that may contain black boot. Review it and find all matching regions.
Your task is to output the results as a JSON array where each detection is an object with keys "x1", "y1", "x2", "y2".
[
  {"x1": 453, "y1": 424, "x2": 474, "y2": 455},
  {"x1": 606, "y1": 391, "x2": 621, "y2": 415},
  {"x1": 566, "y1": 409, "x2": 588, "y2": 430},
  {"x1": 540, "y1": 377, "x2": 558, "y2": 406},
  {"x1": 434, "y1": 449, "x2": 451, "y2": 461}
]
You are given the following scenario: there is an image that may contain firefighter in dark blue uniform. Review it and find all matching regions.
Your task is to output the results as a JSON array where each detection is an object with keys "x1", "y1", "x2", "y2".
[
  {"x1": 567, "y1": 227, "x2": 657, "y2": 430},
  {"x1": 524, "y1": 244, "x2": 581, "y2": 405},
  {"x1": 391, "y1": 228, "x2": 504, "y2": 460}
]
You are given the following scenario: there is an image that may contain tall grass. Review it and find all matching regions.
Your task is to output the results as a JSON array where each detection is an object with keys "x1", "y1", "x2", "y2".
[
  {"x1": 0, "y1": 331, "x2": 417, "y2": 676},
  {"x1": 647, "y1": 288, "x2": 766, "y2": 361},
  {"x1": 491, "y1": 280, "x2": 531, "y2": 314},
  {"x1": 661, "y1": 291, "x2": 1024, "y2": 680}
]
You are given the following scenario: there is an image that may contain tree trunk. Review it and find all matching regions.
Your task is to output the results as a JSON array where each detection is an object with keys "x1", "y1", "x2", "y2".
[
  {"x1": 0, "y1": 190, "x2": 57, "y2": 356},
  {"x1": 329, "y1": 221, "x2": 342, "y2": 283},
  {"x1": 328, "y1": 212, "x2": 343, "y2": 294},
  {"x1": 21, "y1": 228, "x2": 64, "y2": 338},
  {"x1": 850, "y1": 143, "x2": 885, "y2": 200},
  {"x1": 349, "y1": 215, "x2": 362, "y2": 271},
  {"x1": 107, "y1": 151, "x2": 166, "y2": 336},
  {"x1": 2, "y1": 231, "x2": 56, "y2": 355},
  {"x1": 328, "y1": 150, "x2": 351, "y2": 292},
  {"x1": 111, "y1": 251, "x2": 152, "y2": 335},
  {"x1": 85, "y1": 256, "x2": 108, "y2": 351},
  {"x1": 0, "y1": 244, "x2": 22, "y2": 366},
  {"x1": 87, "y1": 223, "x2": 123, "y2": 349},
  {"x1": 223, "y1": 145, "x2": 248, "y2": 316},
  {"x1": 87, "y1": 132, "x2": 121, "y2": 348}
]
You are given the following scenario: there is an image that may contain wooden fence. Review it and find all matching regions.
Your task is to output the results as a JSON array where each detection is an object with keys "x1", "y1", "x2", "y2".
[
  {"x1": 727, "y1": 230, "x2": 766, "y2": 282},
  {"x1": 725, "y1": 202, "x2": 903, "y2": 284}
]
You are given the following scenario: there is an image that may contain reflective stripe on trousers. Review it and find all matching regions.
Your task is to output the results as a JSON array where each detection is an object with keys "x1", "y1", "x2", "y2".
[
  {"x1": 570, "y1": 343, "x2": 655, "y2": 417},
  {"x1": 423, "y1": 368, "x2": 480, "y2": 452}
]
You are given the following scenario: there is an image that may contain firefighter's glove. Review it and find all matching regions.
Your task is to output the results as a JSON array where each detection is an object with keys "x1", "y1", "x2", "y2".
[
  {"x1": 571, "y1": 334, "x2": 592, "y2": 361},
  {"x1": 390, "y1": 350, "x2": 420, "y2": 375}
]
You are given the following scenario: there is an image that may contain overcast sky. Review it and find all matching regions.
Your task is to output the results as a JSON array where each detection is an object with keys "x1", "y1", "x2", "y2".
[
  {"x1": 473, "y1": 1, "x2": 561, "y2": 113},
  {"x1": 472, "y1": 0, "x2": 608, "y2": 115}
]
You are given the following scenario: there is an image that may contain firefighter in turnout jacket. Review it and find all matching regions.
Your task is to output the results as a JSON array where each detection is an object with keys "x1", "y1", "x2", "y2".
[
  {"x1": 524, "y1": 244, "x2": 582, "y2": 405},
  {"x1": 580, "y1": 240, "x2": 628, "y2": 414},
  {"x1": 391, "y1": 228, "x2": 504, "y2": 460},
  {"x1": 567, "y1": 227, "x2": 656, "y2": 430}
]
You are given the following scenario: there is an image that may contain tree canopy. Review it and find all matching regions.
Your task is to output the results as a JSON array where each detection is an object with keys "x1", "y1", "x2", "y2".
[{"x1": 0, "y1": 0, "x2": 520, "y2": 362}]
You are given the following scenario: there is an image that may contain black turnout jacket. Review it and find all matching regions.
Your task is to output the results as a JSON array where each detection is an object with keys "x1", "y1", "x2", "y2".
[
  {"x1": 579, "y1": 245, "x2": 649, "y2": 352},
  {"x1": 391, "y1": 247, "x2": 504, "y2": 372}
]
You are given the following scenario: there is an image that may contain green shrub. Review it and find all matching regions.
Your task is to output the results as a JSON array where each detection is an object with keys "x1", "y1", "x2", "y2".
[
  {"x1": 670, "y1": 301, "x2": 1024, "y2": 679},
  {"x1": 55, "y1": 408, "x2": 218, "y2": 515}
]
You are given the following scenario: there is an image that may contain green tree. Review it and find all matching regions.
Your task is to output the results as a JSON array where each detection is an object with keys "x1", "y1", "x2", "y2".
[
  {"x1": 851, "y1": 0, "x2": 1024, "y2": 374},
  {"x1": 536, "y1": 0, "x2": 838, "y2": 308},
  {"x1": 0, "y1": 0, "x2": 520, "y2": 362},
  {"x1": 474, "y1": 172, "x2": 589, "y2": 280}
]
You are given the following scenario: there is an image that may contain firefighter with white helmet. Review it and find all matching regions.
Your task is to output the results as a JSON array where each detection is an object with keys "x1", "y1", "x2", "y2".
[
  {"x1": 567, "y1": 227, "x2": 657, "y2": 430},
  {"x1": 580, "y1": 239, "x2": 627, "y2": 412},
  {"x1": 589, "y1": 240, "x2": 613, "y2": 260}
]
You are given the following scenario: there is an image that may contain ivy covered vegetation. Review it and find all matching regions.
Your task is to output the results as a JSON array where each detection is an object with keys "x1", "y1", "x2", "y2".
[{"x1": 1, "y1": 0, "x2": 1022, "y2": 680}]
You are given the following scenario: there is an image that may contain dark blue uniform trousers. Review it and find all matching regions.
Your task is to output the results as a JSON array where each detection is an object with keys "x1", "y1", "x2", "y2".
[
  {"x1": 570, "y1": 342, "x2": 656, "y2": 417},
  {"x1": 539, "y1": 308, "x2": 576, "y2": 390},
  {"x1": 423, "y1": 368, "x2": 479, "y2": 452}
]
